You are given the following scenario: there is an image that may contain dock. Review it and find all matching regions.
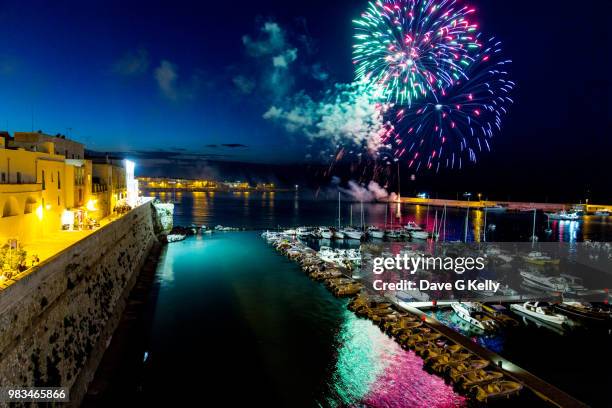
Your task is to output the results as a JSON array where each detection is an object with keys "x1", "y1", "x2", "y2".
[{"x1": 399, "y1": 302, "x2": 589, "y2": 408}]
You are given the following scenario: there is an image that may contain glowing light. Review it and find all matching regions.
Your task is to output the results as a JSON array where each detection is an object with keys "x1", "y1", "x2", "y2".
[
  {"x1": 86, "y1": 199, "x2": 98, "y2": 212},
  {"x1": 61, "y1": 210, "x2": 74, "y2": 227},
  {"x1": 36, "y1": 205, "x2": 43, "y2": 220}
]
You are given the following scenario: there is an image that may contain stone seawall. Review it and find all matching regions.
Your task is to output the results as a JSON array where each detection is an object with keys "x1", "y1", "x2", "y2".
[{"x1": 0, "y1": 201, "x2": 165, "y2": 406}]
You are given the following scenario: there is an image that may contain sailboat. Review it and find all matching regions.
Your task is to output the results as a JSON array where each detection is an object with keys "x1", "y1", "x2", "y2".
[
  {"x1": 342, "y1": 203, "x2": 363, "y2": 240},
  {"x1": 333, "y1": 192, "x2": 345, "y2": 239}
]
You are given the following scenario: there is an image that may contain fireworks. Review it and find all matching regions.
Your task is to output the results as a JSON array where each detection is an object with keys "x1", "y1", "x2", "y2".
[
  {"x1": 353, "y1": 0, "x2": 514, "y2": 171},
  {"x1": 353, "y1": 0, "x2": 481, "y2": 105},
  {"x1": 382, "y1": 37, "x2": 514, "y2": 171}
]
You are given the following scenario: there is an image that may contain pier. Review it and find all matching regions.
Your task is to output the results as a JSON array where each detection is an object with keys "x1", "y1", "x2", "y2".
[
  {"x1": 393, "y1": 196, "x2": 611, "y2": 214},
  {"x1": 399, "y1": 302, "x2": 588, "y2": 408}
]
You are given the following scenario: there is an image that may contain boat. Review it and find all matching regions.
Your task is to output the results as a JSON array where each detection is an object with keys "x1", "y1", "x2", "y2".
[
  {"x1": 332, "y1": 228, "x2": 345, "y2": 239},
  {"x1": 510, "y1": 301, "x2": 568, "y2": 326},
  {"x1": 295, "y1": 227, "x2": 312, "y2": 237},
  {"x1": 410, "y1": 230, "x2": 430, "y2": 240},
  {"x1": 594, "y1": 210, "x2": 610, "y2": 216},
  {"x1": 281, "y1": 228, "x2": 297, "y2": 236},
  {"x1": 522, "y1": 251, "x2": 560, "y2": 266},
  {"x1": 317, "y1": 227, "x2": 333, "y2": 239},
  {"x1": 459, "y1": 369, "x2": 504, "y2": 390},
  {"x1": 545, "y1": 211, "x2": 580, "y2": 221},
  {"x1": 166, "y1": 233, "x2": 186, "y2": 243},
  {"x1": 483, "y1": 205, "x2": 506, "y2": 212},
  {"x1": 520, "y1": 270, "x2": 575, "y2": 293},
  {"x1": 404, "y1": 221, "x2": 423, "y2": 231},
  {"x1": 472, "y1": 381, "x2": 523, "y2": 402},
  {"x1": 485, "y1": 246, "x2": 513, "y2": 263},
  {"x1": 385, "y1": 229, "x2": 402, "y2": 240},
  {"x1": 480, "y1": 304, "x2": 520, "y2": 327},
  {"x1": 341, "y1": 227, "x2": 363, "y2": 240},
  {"x1": 447, "y1": 359, "x2": 490, "y2": 383},
  {"x1": 367, "y1": 226, "x2": 385, "y2": 239},
  {"x1": 451, "y1": 302, "x2": 498, "y2": 331},
  {"x1": 396, "y1": 289, "x2": 430, "y2": 302},
  {"x1": 554, "y1": 302, "x2": 612, "y2": 326},
  {"x1": 470, "y1": 278, "x2": 497, "y2": 297}
]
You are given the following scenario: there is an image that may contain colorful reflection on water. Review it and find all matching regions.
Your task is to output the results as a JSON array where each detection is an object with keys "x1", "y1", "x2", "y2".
[{"x1": 327, "y1": 311, "x2": 466, "y2": 408}]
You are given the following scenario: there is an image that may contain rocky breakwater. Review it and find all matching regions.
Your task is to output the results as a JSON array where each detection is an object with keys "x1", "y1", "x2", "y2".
[{"x1": 0, "y1": 199, "x2": 173, "y2": 406}]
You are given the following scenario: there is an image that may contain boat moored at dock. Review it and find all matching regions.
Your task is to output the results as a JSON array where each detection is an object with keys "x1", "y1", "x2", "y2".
[
  {"x1": 510, "y1": 301, "x2": 568, "y2": 326},
  {"x1": 451, "y1": 302, "x2": 499, "y2": 332}
]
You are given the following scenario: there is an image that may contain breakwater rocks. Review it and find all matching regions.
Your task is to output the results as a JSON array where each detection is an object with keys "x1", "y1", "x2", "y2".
[
  {"x1": 0, "y1": 201, "x2": 167, "y2": 407},
  {"x1": 264, "y1": 235, "x2": 524, "y2": 404}
]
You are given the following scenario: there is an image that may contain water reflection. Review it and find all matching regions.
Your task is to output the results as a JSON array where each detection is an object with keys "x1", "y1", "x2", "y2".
[
  {"x1": 143, "y1": 191, "x2": 612, "y2": 241},
  {"x1": 328, "y1": 310, "x2": 466, "y2": 408}
]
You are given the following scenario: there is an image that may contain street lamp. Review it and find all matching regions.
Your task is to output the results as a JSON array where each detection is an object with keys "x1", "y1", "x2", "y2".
[{"x1": 463, "y1": 193, "x2": 472, "y2": 242}]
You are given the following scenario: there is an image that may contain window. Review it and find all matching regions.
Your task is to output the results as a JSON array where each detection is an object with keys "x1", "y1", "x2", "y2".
[
  {"x1": 1, "y1": 173, "x2": 5, "y2": 183},
  {"x1": 42, "y1": 170, "x2": 46, "y2": 190},
  {"x1": 16, "y1": 172, "x2": 21, "y2": 184},
  {"x1": 57, "y1": 171, "x2": 61, "y2": 189},
  {"x1": 79, "y1": 189, "x2": 82, "y2": 202},
  {"x1": 57, "y1": 196, "x2": 60, "y2": 206}
]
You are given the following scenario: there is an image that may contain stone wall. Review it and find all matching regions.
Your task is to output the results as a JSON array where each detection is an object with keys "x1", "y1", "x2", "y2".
[{"x1": 0, "y1": 200, "x2": 162, "y2": 406}]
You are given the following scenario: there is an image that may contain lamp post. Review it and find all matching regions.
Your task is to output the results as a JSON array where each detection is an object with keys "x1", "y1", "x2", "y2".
[{"x1": 463, "y1": 193, "x2": 472, "y2": 242}]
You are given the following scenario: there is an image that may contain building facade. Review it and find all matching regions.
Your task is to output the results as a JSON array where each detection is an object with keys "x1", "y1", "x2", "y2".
[{"x1": 0, "y1": 132, "x2": 128, "y2": 245}]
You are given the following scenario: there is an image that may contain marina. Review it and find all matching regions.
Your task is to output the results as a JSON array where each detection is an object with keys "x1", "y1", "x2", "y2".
[
  {"x1": 261, "y1": 231, "x2": 593, "y2": 407},
  {"x1": 124, "y1": 191, "x2": 612, "y2": 407}
]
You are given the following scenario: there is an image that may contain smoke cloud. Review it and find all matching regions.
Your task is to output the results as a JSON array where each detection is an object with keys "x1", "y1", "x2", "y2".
[{"x1": 339, "y1": 180, "x2": 389, "y2": 202}]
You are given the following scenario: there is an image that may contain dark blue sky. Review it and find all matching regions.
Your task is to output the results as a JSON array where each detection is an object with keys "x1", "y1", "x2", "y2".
[{"x1": 0, "y1": 0, "x2": 610, "y2": 197}]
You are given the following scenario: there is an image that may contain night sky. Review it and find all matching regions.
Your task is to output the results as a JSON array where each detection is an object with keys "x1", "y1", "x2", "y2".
[{"x1": 0, "y1": 1, "x2": 610, "y2": 200}]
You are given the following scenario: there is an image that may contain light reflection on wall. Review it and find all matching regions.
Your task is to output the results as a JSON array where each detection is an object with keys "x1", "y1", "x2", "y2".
[
  {"x1": 327, "y1": 310, "x2": 466, "y2": 408},
  {"x1": 473, "y1": 210, "x2": 483, "y2": 243}
]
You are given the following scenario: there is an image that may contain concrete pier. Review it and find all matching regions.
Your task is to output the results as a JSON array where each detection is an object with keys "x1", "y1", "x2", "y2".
[{"x1": 399, "y1": 302, "x2": 588, "y2": 408}]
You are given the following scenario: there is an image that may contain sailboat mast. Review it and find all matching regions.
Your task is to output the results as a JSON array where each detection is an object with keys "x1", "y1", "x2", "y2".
[
  {"x1": 483, "y1": 207, "x2": 488, "y2": 242},
  {"x1": 384, "y1": 202, "x2": 388, "y2": 229},
  {"x1": 396, "y1": 163, "x2": 401, "y2": 219},
  {"x1": 350, "y1": 204, "x2": 353, "y2": 227},
  {"x1": 360, "y1": 201, "x2": 364, "y2": 230},
  {"x1": 338, "y1": 192, "x2": 341, "y2": 229},
  {"x1": 532, "y1": 208, "x2": 537, "y2": 246},
  {"x1": 443, "y1": 205, "x2": 447, "y2": 242}
]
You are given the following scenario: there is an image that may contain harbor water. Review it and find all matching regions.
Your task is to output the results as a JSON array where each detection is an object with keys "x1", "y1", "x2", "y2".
[{"x1": 109, "y1": 191, "x2": 611, "y2": 407}]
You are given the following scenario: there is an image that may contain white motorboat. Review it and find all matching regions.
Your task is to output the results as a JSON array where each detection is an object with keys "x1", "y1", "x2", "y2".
[
  {"x1": 410, "y1": 230, "x2": 430, "y2": 240},
  {"x1": 318, "y1": 227, "x2": 333, "y2": 239},
  {"x1": 318, "y1": 246, "x2": 360, "y2": 268},
  {"x1": 332, "y1": 228, "x2": 345, "y2": 239},
  {"x1": 520, "y1": 270, "x2": 568, "y2": 292},
  {"x1": 510, "y1": 301, "x2": 568, "y2": 326},
  {"x1": 295, "y1": 227, "x2": 313, "y2": 237},
  {"x1": 367, "y1": 226, "x2": 385, "y2": 239},
  {"x1": 545, "y1": 211, "x2": 580, "y2": 221},
  {"x1": 342, "y1": 227, "x2": 363, "y2": 240},
  {"x1": 451, "y1": 302, "x2": 498, "y2": 331},
  {"x1": 522, "y1": 251, "x2": 559, "y2": 265},
  {"x1": 594, "y1": 210, "x2": 610, "y2": 216},
  {"x1": 166, "y1": 234, "x2": 186, "y2": 243},
  {"x1": 404, "y1": 221, "x2": 423, "y2": 231},
  {"x1": 281, "y1": 228, "x2": 297, "y2": 236}
]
